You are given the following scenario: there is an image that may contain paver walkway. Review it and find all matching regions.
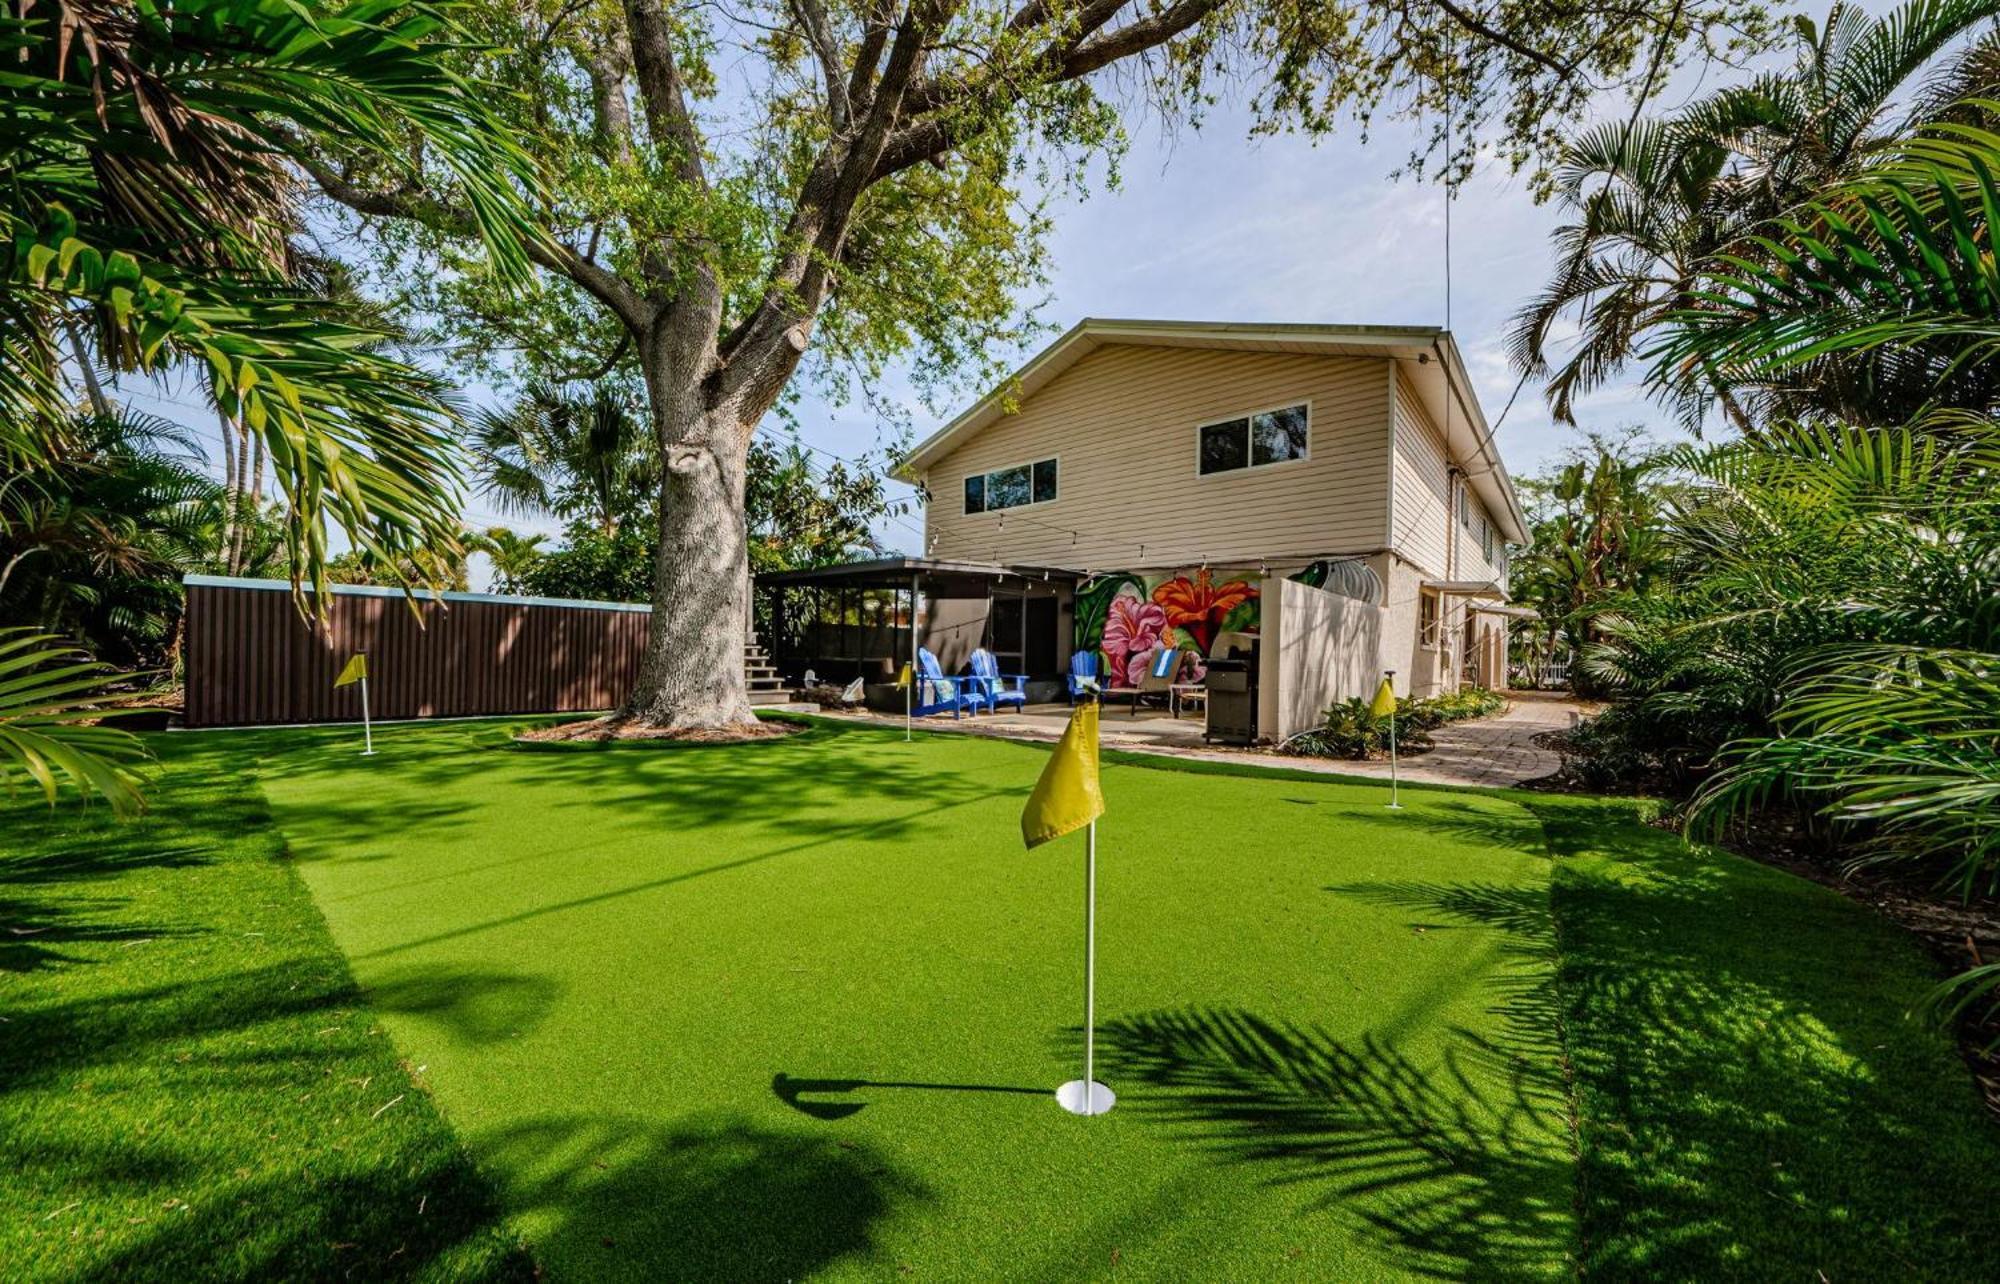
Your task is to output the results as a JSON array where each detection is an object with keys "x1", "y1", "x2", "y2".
[{"x1": 825, "y1": 690, "x2": 1594, "y2": 789}]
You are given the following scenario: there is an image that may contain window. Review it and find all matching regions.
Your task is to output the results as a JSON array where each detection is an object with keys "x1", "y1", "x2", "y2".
[
  {"x1": 1198, "y1": 403, "x2": 1309, "y2": 475},
  {"x1": 964, "y1": 457, "x2": 1057, "y2": 513},
  {"x1": 1481, "y1": 515, "x2": 1494, "y2": 562},
  {"x1": 1419, "y1": 589, "x2": 1441, "y2": 648}
]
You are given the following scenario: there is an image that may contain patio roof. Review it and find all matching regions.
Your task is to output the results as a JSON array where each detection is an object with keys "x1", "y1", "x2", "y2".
[
  {"x1": 1423, "y1": 578, "x2": 1509, "y2": 600},
  {"x1": 755, "y1": 556, "x2": 1081, "y2": 593}
]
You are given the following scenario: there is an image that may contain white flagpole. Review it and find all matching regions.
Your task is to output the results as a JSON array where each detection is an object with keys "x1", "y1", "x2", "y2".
[
  {"x1": 1058, "y1": 817, "x2": 1113, "y2": 1115},
  {"x1": 360, "y1": 676, "x2": 375, "y2": 756},
  {"x1": 905, "y1": 676, "x2": 912, "y2": 741},
  {"x1": 1084, "y1": 818, "x2": 1096, "y2": 1097}
]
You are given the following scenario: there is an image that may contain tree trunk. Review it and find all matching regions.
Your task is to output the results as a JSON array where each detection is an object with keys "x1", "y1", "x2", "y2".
[
  {"x1": 623, "y1": 323, "x2": 761, "y2": 731},
  {"x1": 219, "y1": 408, "x2": 241, "y2": 571}
]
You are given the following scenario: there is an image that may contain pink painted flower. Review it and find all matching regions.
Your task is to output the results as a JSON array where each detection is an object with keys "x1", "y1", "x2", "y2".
[{"x1": 1102, "y1": 592, "x2": 1168, "y2": 687}]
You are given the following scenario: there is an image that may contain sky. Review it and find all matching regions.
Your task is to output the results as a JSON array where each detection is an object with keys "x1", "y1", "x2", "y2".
[
  {"x1": 788, "y1": 101, "x2": 1672, "y2": 560},
  {"x1": 108, "y1": 23, "x2": 1791, "y2": 589}
]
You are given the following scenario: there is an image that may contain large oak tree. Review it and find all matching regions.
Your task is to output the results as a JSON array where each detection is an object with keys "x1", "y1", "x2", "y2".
[{"x1": 308, "y1": 0, "x2": 1779, "y2": 731}]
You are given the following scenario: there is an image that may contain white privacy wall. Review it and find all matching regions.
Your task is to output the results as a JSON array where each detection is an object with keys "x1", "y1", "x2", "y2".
[{"x1": 1269, "y1": 577, "x2": 1388, "y2": 741}]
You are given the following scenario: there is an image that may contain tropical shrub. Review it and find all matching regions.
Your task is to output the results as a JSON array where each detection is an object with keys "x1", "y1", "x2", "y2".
[{"x1": 1285, "y1": 688, "x2": 1504, "y2": 759}]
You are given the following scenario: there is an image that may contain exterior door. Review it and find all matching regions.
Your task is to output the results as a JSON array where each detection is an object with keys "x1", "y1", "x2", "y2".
[
  {"x1": 989, "y1": 592, "x2": 1061, "y2": 679},
  {"x1": 989, "y1": 594, "x2": 1026, "y2": 675}
]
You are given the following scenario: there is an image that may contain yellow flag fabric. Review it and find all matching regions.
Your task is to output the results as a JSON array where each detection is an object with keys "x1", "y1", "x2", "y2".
[
  {"x1": 1021, "y1": 701, "x2": 1105, "y2": 849},
  {"x1": 896, "y1": 662, "x2": 913, "y2": 689},
  {"x1": 1369, "y1": 677, "x2": 1397, "y2": 720},
  {"x1": 334, "y1": 653, "x2": 369, "y2": 688}
]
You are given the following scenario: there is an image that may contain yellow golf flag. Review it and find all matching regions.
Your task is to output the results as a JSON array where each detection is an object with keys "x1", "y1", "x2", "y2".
[
  {"x1": 334, "y1": 653, "x2": 368, "y2": 688},
  {"x1": 1021, "y1": 701, "x2": 1104, "y2": 849},
  {"x1": 1368, "y1": 676, "x2": 1397, "y2": 720},
  {"x1": 896, "y1": 662, "x2": 913, "y2": 689}
]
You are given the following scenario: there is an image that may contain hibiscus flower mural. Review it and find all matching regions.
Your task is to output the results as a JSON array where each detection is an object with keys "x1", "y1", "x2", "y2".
[
  {"x1": 1101, "y1": 591, "x2": 1168, "y2": 687},
  {"x1": 1152, "y1": 568, "x2": 1257, "y2": 655},
  {"x1": 1073, "y1": 568, "x2": 1261, "y2": 688}
]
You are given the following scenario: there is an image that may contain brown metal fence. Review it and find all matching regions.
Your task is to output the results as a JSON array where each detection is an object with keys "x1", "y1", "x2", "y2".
[{"x1": 183, "y1": 575, "x2": 651, "y2": 728}]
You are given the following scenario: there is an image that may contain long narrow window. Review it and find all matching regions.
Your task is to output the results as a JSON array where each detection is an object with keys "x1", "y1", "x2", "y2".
[
  {"x1": 964, "y1": 457, "x2": 1058, "y2": 513},
  {"x1": 1197, "y1": 403, "x2": 1309, "y2": 475}
]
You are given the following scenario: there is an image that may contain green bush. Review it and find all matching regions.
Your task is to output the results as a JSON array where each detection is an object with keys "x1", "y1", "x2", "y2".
[{"x1": 1283, "y1": 687, "x2": 1504, "y2": 760}]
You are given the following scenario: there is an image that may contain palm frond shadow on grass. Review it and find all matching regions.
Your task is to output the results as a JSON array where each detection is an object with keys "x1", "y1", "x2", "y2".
[{"x1": 1096, "y1": 1005, "x2": 1574, "y2": 1280}]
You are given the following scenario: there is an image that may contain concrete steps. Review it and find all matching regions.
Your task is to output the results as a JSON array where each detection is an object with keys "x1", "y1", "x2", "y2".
[{"x1": 745, "y1": 633, "x2": 792, "y2": 706}]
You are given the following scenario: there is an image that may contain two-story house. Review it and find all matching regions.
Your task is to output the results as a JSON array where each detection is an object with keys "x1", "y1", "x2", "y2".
[{"x1": 755, "y1": 319, "x2": 1528, "y2": 741}]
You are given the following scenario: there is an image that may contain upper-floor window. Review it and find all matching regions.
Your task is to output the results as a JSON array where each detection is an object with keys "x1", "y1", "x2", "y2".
[
  {"x1": 964, "y1": 457, "x2": 1058, "y2": 513},
  {"x1": 1198, "y1": 403, "x2": 1309, "y2": 476}
]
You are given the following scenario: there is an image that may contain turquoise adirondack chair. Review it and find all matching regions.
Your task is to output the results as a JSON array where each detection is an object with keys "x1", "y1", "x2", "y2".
[
  {"x1": 968, "y1": 648, "x2": 1029, "y2": 713},
  {"x1": 913, "y1": 648, "x2": 977, "y2": 718}
]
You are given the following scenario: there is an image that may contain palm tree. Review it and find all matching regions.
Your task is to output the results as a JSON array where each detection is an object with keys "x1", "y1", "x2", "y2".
[
  {"x1": 479, "y1": 527, "x2": 548, "y2": 594},
  {"x1": 1511, "y1": 0, "x2": 2000, "y2": 426},
  {"x1": 1, "y1": 407, "x2": 220, "y2": 668},
  {"x1": 1650, "y1": 114, "x2": 2000, "y2": 425},
  {"x1": 3, "y1": 0, "x2": 544, "y2": 592},
  {"x1": 465, "y1": 384, "x2": 654, "y2": 536}
]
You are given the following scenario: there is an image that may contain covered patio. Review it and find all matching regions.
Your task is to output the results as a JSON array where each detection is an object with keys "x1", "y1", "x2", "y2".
[
  {"x1": 824, "y1": 699, "x2": 1216, "y2": 748},
  {"x1": 754, "y1": 557, "x2": 1079, "y2": 707}
]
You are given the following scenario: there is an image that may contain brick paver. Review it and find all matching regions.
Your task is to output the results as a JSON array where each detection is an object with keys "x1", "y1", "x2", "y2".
[{"x1": 828, "y1": 690, "x2": 1594, "y2": 790}]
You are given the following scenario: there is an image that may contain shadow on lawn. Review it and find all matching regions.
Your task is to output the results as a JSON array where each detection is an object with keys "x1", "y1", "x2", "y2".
[
  {"x1": 262, "y1": 721, "x2": 1019, "y2": 875},
  {"x1": 1083, "y1": 851, "x2": 1580, "y2": 1279},
  {"x1": 1517, "y1": 795, "x2": 2000, "y2": 1278},
  {"x1": 475, "y1": 1113, "x2": 926, "y2": 1281},
  {"x1": 1098, "y1": 1006, "x2": 1573, "y2": 1280},
  {"x1": 0, "y1": 745, "x2": 267, "y2": 972},
  {"x1": 771, "y1": 1071, "x2": 1044, "y2": 1120},
  {"x1": 3, "y1": 951, "x2": 533, "y2": 1280}
]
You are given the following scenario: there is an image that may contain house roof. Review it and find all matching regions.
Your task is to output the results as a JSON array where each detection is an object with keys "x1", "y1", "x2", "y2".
[
  {"x1": 894, "y1": 318, "x2": 1529, "y2": 544},
  {"x1": 754, "y1": 556, "x2": 1080, "y2": 589}
]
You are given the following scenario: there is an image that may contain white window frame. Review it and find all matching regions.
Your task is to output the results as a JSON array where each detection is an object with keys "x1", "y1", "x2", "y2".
[
  {"x1": 962, "y1": 454, "x2": 1061, "y2": 515},
  {"x1": 1194, "y1": 399, "x2": 1313, "y2": 478}
]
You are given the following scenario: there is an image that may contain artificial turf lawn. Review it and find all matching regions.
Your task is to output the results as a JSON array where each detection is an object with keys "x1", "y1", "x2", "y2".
[
  {"x1": 7, "y1": 717, "x2": 2000, "y2": 1280},
  {"x1": 0, "y1": 733, "x2": 530, "y2": 1281}
]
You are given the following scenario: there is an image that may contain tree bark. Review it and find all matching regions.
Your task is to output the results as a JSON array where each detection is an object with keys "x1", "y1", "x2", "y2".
[{"x1": 623, "y1": 319, "x2": 762, "y2": 731}]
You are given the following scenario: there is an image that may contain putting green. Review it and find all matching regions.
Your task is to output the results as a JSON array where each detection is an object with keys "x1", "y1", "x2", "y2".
[{"x1": 259, "y1": 719, "x2": 1574, "y2": 1280}]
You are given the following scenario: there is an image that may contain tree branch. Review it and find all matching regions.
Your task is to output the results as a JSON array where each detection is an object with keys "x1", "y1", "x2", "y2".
[
  {"x1": 787, "y1": 0, "x2": 851, "y2": 130},
  {"x1": 624, "y1": 0, "x2": 709, "y2": 188},
  {"x1": 1430, "y1": 0, "x2": 1579, "y2": 79},
  {"x1": 874, "y1": 0, "x2": 1226, "y2": 180},
  {"x1": 301, "y1": 155, "x2": 653, "y2": 332}
]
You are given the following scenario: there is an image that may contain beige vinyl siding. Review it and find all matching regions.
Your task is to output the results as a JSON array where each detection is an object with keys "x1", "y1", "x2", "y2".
[
  {"x1": 1457, "y1": 490, "x2": 1507, "y2": 585},
  {"x1": 923, "y1": 345, "x2": 1391, "y2": 568},
  {"x1": 1389, "y1": 370, "x2": 1451, "y2": 577}
]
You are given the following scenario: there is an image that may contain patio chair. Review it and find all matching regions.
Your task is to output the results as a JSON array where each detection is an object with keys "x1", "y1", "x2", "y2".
[
  {"x1": 913, "y1": 647, "x2": 977, "y2": 719},
  {"x1": 1106, "y1": 647, "x2": 1184, "y2": 717},
  {"x1": 968, "y1": 648, "x2": 1029, "y2": 714},
  {"x1": 1067, "y1": 651, "x2": 1101, "y2": 703}
]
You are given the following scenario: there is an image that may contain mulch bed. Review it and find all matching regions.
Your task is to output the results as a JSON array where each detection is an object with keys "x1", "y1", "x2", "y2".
[{"x1": 515, "y1": 715, "x2": 805, "y2": 744}]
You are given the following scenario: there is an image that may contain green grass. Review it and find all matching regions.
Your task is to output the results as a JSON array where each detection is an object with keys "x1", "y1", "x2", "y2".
[
  {"x1": 0, "y1": 734, "x2": 531, "y2": 1280},
  {"x1": 6, "y1": 716, "x2": 1998, "y2": 1280}
]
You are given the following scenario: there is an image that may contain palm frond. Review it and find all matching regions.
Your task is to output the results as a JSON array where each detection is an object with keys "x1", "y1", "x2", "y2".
[{"x1": 0, "y1": 629, "x2": 147, "y2": 815}]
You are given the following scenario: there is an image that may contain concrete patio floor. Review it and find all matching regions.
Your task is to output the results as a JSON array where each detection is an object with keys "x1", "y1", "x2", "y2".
[{"x1": 821, "y1": 689, "x2": 1594, "y2": 789}]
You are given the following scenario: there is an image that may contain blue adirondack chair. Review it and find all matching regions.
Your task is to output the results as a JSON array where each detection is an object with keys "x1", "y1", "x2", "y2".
[
  {"x1": 913, "y1": 647, "x2": 976, "y2": 719},
  {"x1": 1067, "y1": 650, "x2": 1101, "y2": 703},
  {"x1": 968, "y1": 648, "x2": 1029, "y2": 713}
]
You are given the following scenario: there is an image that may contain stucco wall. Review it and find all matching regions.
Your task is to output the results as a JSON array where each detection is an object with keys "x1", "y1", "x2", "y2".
[
  {"x1": 1269, "y1": 576, "x2": 1388, "y2": 741},
  {"x1": 922, "y1": 344, "x2": 1393, "y2": 568}
]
